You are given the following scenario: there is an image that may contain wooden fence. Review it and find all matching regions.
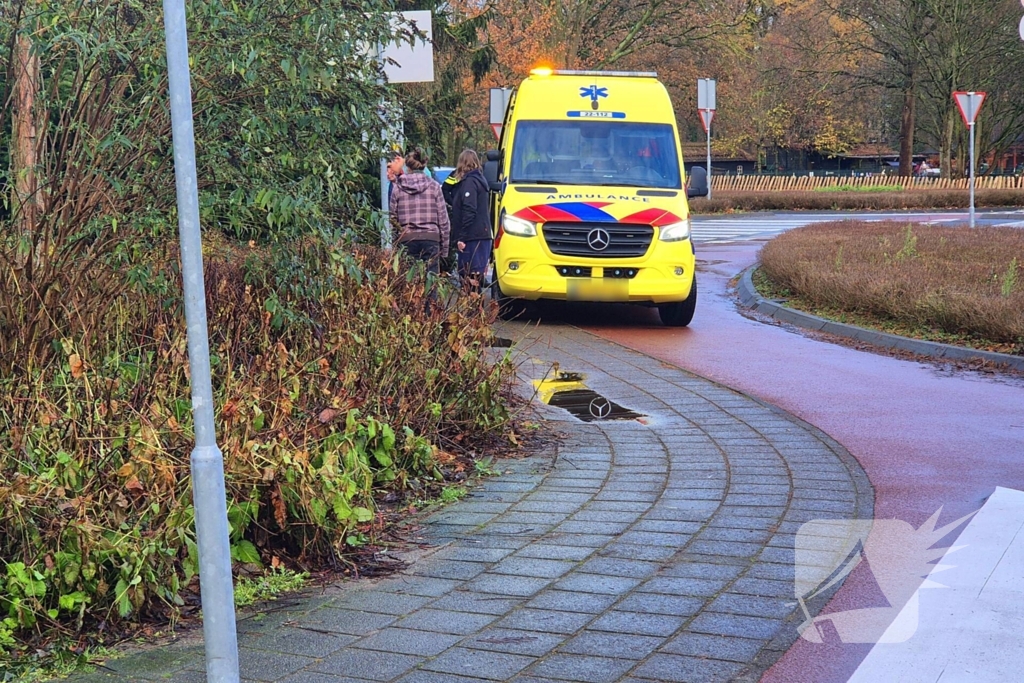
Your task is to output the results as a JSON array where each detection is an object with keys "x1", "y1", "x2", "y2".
[{"x1": 709, "y1": 174, "x2": 1024, "y2": 193}]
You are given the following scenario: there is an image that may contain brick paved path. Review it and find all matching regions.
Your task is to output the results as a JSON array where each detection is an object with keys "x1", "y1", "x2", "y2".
[{"x1": 73, "y1": 324, "x2": 871, "y2": 683}]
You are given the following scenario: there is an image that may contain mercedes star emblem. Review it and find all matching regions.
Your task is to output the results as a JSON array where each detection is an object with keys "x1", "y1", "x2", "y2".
[
  {"x1": 587, "y1": 228, "x2": 611, "y2": 251},
  {"x1": 589, "y1": 397, "x2": 613, "y2": 419}
]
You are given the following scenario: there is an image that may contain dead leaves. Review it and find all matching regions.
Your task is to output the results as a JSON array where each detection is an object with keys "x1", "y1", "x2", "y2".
[
  {"x1": 271, "y1": 484, "x2": 287, "y2": 530},
  {"x1": 318, "y1": 407, "x2": 341, "y2": 424}
]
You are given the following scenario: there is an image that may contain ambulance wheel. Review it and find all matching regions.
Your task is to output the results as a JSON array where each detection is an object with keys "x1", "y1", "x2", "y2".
[
  {"x1": 658, "y1": 277, "x2": 697, "y2": 327},
  {"x1": 491, "y1": 280, "x2": 526, "y2": 320}
]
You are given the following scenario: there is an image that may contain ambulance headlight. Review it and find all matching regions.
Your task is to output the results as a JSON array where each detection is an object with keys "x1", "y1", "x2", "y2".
[
  {"x1": 502, "y1": 215, "x2": 538, "y2": 237},
  {"x1": 660, "y1": 218, "x2": 691, "y2": 242}
]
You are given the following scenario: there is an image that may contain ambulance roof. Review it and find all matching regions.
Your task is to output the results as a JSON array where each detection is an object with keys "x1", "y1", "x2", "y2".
[{"x1": 514, "y1": 70, "x2": 675, "y2": 123}]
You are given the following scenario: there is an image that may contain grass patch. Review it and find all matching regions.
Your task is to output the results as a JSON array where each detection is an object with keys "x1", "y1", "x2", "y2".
[
  {"x1": 473, "y1": 456, "x2": 500, "y2": 477},
  {"x1": 756, "y1": 221, "x2": 1024, "y2": 356},
  {"x1": 813, "y1": 184, "x2": 904, "y2": 193},
  {"x1": 234, "y1": 568, "x2": 309, "y2": 608},
  {"x1": 439, "y1": 486, "x2": 469, "y2": 504}
]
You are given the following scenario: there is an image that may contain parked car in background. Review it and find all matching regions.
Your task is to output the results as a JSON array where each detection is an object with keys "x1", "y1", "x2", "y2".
[{"x1": 433, "y1": 167, "x2": 455, "y2": 184}]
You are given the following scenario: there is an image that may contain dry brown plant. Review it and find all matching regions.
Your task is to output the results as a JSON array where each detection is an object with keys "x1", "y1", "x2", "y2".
[
  {"x1": 691, "y1": 190, "x2": 1024, "y2": 214},
  {"x1": 760, "y1": 221, "x2": 1024, "y2": 347}
]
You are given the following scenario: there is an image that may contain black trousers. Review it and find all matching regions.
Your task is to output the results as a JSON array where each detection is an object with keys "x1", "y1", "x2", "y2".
[{"x1": 401, "y1": 240, "x2": 440, "y2": 275}]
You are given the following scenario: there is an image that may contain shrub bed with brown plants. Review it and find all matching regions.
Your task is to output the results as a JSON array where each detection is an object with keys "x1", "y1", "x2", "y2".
[
  {"x1": 758, "y1": 221, "x2": 1024, "y2": 355},
  {"x1": 690, "y1": 189, "x2": 1024, "y2": 214},
  {"x1": 0, "y1": 234, "x2": 518, "y2": 673}
]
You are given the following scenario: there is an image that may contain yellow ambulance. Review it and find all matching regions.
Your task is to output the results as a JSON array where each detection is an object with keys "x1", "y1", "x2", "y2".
[{"x1": 485, "y1": 69, "x2": 707, "y2": 326}]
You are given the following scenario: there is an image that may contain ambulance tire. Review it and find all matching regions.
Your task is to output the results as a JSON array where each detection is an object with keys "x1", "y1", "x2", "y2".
[
  {"x1": 658, "y1": 277, "x2": 697, "y2": 327},
  {"x1": 491, "y1": 280, "x2": 526, "y2": 320}
]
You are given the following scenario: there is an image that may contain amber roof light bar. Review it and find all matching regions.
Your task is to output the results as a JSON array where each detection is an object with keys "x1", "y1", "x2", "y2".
[{"x1": 552, "y1": 69, "x2": 658, "y2": 78}]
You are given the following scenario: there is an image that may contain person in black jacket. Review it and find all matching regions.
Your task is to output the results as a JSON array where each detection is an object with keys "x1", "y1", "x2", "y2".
[{"x1": 450, "y1": 149, "x2": 493, "y2": 293}]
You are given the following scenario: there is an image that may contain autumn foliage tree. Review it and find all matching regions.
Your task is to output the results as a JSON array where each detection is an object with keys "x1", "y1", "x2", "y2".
[{"x1": 435, "y1": 0, "x2": 1024, "y2": 176}]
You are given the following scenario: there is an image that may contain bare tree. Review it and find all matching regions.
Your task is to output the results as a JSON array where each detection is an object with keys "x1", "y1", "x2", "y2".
[
  {"x1": 819, "y1": 0, "x2": 934, "y2": 175},
  {"x1": 915, "y1": 0, "x2": 1024, "y2": 176}
]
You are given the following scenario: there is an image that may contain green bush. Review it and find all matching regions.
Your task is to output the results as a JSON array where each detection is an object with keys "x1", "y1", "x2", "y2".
[
  {"x1": 0, "y1": 0, "x2": 416, "y2": 376},
  {"x1": 0, "y1": 238, "x2": 515, "y2": 664}
]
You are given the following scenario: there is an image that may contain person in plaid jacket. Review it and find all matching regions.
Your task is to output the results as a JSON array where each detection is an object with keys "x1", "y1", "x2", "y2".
[{"x1": 389, "y1": 147, "x2": 450, "y2": 274}]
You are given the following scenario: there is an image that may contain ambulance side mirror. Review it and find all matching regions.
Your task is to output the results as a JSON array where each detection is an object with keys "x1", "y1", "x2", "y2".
[
  {"x1": 483, "y1": 149, "x2": 502, "y2": 192},
  {"x1": 686, "y1": 166, "x2": 708, "y2": 199}
]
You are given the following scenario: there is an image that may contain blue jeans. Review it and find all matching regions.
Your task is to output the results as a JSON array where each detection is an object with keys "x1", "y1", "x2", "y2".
[{"x1": 457, "y1": 239, "x2": 492, "y2": 284}]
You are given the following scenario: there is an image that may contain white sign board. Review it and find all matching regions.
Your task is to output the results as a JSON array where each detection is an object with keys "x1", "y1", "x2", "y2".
[
  {"x1": 490, "y1": 88, "x2": 513, "y2": 125},
  {"x1": 382, "y1": 11, "x2": 434, "y2": 84},
  {"x1": 953, "y1": 91, "x2": 986, "y2": 126},
  {"x1": 698, "y1": 78, "x2": 717, "y2": 111},
  {"x1": 489, "y1": 88, "x2": 512, "y2": 141}
]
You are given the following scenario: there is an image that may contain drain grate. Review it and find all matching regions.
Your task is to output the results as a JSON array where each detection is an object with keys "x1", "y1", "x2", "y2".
[
  {"x1": 547, "y1": 389, "x2": 645, "y2": 422},
  {"x1": 489, "y1": 336, "x2": 514, "y2": 348}
]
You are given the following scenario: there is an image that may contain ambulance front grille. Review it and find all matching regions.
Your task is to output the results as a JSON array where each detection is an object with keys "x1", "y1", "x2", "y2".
[{"x1": 542, "y1": 222, "x2": 654, "y2": 258}]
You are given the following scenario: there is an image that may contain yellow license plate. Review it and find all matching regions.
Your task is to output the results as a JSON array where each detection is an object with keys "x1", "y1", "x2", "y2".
[{"x1": 566, "y1": 278, "x2": 629, "y2": 301}]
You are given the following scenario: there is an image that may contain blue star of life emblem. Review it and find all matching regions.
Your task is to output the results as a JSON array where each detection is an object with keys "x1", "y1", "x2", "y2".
[{"x1": 579, "y1": 85, "x2": 608, "y2": 102}]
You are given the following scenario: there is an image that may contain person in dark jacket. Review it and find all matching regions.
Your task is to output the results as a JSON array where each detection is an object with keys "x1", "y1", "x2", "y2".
[
  {"x1": 441, "y1": 171, "x2": 459, "y2": 219},
  {"x1": 389, "y1": 147, "x2": 450, "y2": 274},
  {"x1": 450, "y1": 149, "x2": 493, "y2": 292}
]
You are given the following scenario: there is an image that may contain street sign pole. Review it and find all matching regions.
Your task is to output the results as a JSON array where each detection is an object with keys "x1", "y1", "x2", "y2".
[
  {"x1": 490, "y1": 88, "x2": 512, "y2": 142},
  {"x1": 969, "y1": 119, "x2": 976, "y2": 229},
  {"x1": 698, "y1": 79, "x2": 717, "y2": 200},
  {"x1": 378, "y1": 11, "x2": 436, "y2": 244},
  {"x1": 1020, "y1": 0, "x2": 1024, "y2": 42},
  {"x1": 706, "y1": 128, "x2": 712, "y2": 200},
  {"x1": 953, "y1": 91, "x2": 986, "y2": 229},
  {"x1": 162, "y1": 2, "x2": 240, "y2": 682}
]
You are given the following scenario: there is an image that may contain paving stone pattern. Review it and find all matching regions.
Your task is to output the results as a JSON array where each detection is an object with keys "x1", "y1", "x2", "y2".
[{"x1": 70, "y1": 324, "x2": 871, "y2": 683}]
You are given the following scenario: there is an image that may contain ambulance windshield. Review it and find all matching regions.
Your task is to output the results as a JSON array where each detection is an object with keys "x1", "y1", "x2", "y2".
[{"x1": 510, "y1": 120, "x2": 681, "y2": 189}]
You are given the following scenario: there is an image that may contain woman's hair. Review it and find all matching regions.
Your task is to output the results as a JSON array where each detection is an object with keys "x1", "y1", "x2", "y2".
[
  {"x1": 404, "y1": 147, "x2": 428, "y2": 172},
  {"x1": 455, "y1": 149, "x2": 481, "y2": 178}
]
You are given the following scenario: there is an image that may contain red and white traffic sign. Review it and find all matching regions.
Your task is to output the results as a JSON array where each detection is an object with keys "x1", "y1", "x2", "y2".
[
  {"x1": 699, "y1": 109, "x2": 715, "y2": 133},
  {"x1": 953, "y1": 91, "x2": 986, "y2": 127},
  {"x1": 490, "y1": 123, "x2": 503, "y2": 141}
]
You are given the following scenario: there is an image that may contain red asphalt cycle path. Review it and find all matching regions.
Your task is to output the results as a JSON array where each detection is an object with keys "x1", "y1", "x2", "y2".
[{"x1": 573, "y1": 242, "x2": 1024, "y2": 682}]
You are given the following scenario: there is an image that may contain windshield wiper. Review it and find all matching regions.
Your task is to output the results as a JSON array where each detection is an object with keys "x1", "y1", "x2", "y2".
[{"x1": 511, "y1": 179, "x2": 561, "y2": 185}]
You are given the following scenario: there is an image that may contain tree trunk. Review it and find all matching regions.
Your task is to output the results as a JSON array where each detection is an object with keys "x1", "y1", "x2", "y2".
[
  {"x1": 898, "y1": 70, "x2": 916, "y2": 176},
  {"x1": 11, "y1": 25, "x2": 41, "y2": 266},
  {"x1": 940, "y1": 107, "x2": 955, "y2": 177}
]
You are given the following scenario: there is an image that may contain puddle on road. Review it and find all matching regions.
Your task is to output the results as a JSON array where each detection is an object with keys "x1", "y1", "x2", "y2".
[
  {"x1": 547, "y1": 389, "x2": 645, "y2": 422},
  {"x1": 533, "y1": 371, "x2": 645, "y2": 422}
]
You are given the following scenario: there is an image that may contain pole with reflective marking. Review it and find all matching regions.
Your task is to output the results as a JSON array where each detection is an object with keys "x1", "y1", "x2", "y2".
[
  {"x1": 706, "y1": 126, "x2": 712, "y2": 201},
  {"x1": 969, "y1": 120, "x2": 976, "y2": 229},
  {"x1": 162, "y1": 1, "x2": 240, "y2": 681}
]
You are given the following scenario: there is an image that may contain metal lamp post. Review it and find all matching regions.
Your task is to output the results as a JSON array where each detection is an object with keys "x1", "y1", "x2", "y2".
[{"x1": 162, "y1": 1, "x2": 240, "y2": 680}]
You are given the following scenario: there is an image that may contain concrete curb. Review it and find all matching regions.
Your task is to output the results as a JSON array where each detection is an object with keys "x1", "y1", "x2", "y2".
[{"x1": 738, "y1": 266, "x2": 1024, "y2": 372}]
